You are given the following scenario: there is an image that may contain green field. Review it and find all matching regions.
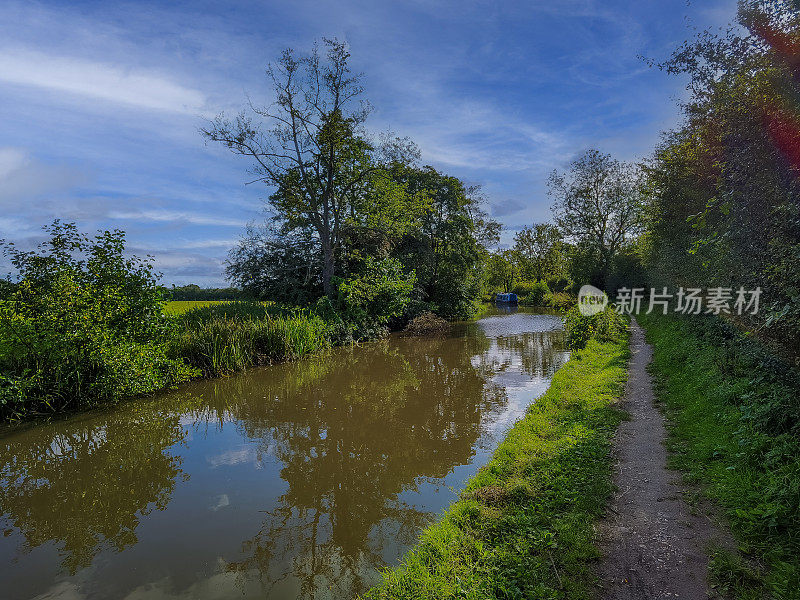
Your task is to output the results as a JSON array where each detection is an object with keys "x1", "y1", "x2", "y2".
[{"x1": 163, "y1": 300, "x2": 236, "y2": 315}]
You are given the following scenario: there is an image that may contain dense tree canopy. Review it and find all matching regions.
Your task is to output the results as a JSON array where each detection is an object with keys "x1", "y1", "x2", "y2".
[
  {"x1": 208, "y1": 39, "x2": 497, "y2": 320},
  {"x1": 202, "y1": 38, "x2": 417, "y2": 296},
  {"x1": 512, "y1": 223, "x2": 564, "y2": 282},
  {"x1": 642, "y1": 0, "x2": 800, "y2": 352}
]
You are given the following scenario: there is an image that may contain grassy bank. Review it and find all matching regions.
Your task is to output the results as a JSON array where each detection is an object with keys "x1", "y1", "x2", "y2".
[
  {"x1": 363, "y1": 328, "x2": 629, "y2": 599},
  {"x1": 639, "y1": 314, "x2": 800, "y2": 599},
  {"x1": 170, "y1": 302, "x2": 330, "y2": 377}
]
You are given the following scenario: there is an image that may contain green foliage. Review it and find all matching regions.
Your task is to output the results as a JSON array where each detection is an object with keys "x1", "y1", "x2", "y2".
[
  {"x1": 0, "y1": 222, "x2": 196, "y2": 420},
  {"x1": 512, "y1": 223, "x2": 565, "y2": 282},
  {"x1": 0, "y1": 278, "x2": 16, "y2": 300},
  {"x1": 641, "y1": 313, "x2": 800, "y2": 598},
  {"x1": 316, "y1": 257, "x2": 415, "y2": 342},
  {"x1": 644, "y1": 1, "x2": 800, "y2": 354},
  {"x1": 549, "y1": 149, "x2": 644, "y2": 288},
  {"x1": 225, "y1": 162, "x2": 494, "y2": 322},
  {"x1": 390, "y1": 165, "x2": 496, "y2": 320},
  {"x1": 544, "y1": 291, "x2": 576, "y2": 312},
  {"x1": 226, "y1": 224, "x2": 322, "y2": 304},
  {"x1": 167, "y1": 284, "x2": 244, "y2": 301},
  {"x1": 362, "y1": 334, "x2": 629, "y2": 600},
  {"x1": 563, "y1": 305, "x2": 627, "y2": 350},
  {"x1": 516, "y1": 280, "x2": 551, "y2": 306},
  {"x1": 170, "y1": 302, "x2": 330, "y2": 376},
  {"x1": 485, "y1": 250, "x2": 519, "y2": 293}
]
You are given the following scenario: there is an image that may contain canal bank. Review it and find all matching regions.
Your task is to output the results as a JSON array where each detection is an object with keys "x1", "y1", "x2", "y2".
[{"x1": 364, "y1": 322, "x2": 630, "y2": 599}]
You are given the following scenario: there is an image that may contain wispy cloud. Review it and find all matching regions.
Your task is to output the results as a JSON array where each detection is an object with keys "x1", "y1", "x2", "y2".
[
  {"x1": 0, "y1": 48, "x2": 209, "y2": 115},
  {"x1": 108, "y1": 209, "x2": 248, "y2": 228},
  {"x1": 0, "y1": 147, "x2": 88, "y2": 205}
]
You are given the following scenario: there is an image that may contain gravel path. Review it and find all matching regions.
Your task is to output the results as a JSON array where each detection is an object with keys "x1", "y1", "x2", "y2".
[{"x1": 596, "y1": 320, "x2": 729, "y2": 599}]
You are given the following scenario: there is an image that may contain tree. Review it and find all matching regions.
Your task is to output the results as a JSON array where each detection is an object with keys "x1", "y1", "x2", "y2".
[
  {"x1": 390, "y1": 165, "x2": 499, "y2": 318},
  {"x1": 485, "y1": 250, "x2": 519, "y2": 293},
  {"x1": 512, "y1": 223, "x2": 563, "y2": 281},
  {"x1": 0, "y1": 221, "x2": 196, "y2": 419},
  {"x1": 202, "y1": 38, "x2": 415, "y2": 296},
  {"x1": 548, "y1": 149, "x2": 643, "y2": 288},
  {"x1": 642, "y1": 0, "x2": 800, "y2": 350},
  {"x1": 226, "y1": 223, "x2": 322, "y2": 304}
]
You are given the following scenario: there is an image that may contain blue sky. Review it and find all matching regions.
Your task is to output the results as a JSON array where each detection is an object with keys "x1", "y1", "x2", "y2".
[{"x1": 0, "y1": 0, "x2": 737, "y2": 286}]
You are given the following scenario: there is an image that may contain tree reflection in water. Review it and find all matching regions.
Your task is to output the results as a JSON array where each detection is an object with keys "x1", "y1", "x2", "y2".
[
  {"x1": 0, "y1": 311, "x2": 568, "y2": 600},
  {"x1": 199, "y1": 333, "x2": 504, "y2": 598},
  {"x1": 0, "y1": 405, "x2": 189, "y2": 573}
]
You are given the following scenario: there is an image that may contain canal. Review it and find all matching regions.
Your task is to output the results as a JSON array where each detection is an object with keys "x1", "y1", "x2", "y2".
[{"x1": 1, "y1": 308, "x2": 568, "y2": 600}]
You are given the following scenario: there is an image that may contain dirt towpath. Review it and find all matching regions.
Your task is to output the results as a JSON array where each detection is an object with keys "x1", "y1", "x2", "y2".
[{"x1": 596, "y1": 320, "x2": 729, "y2": 599}]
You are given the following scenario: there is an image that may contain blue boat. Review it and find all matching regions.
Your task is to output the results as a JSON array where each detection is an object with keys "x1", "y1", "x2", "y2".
[{"x1": 495, "y1": 292, "x2": 518, "y2": 304}]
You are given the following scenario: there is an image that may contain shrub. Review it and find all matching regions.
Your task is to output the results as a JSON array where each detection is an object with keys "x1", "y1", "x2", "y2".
[
  {"x1": 544, "y1": 291, "x2": 576, "y2": 311},
  {"x1": 563, "y1": 305, "x2": 627, "y2": 350},
  {"x1": 517, "y1": 280, "x2": 551, "y2": 306},
  {"x1": 0, "y1": 222, "x2": 197, "y2": 420},
  {"x1": 511, "y1": 280, "x2": 538, "y2": 297},
  {"x1": 317, "y1": 257, "x2": 416, "y2": 342},
  {"x1": 402, "y1": 311, "x2": 449, "y2": 336}
]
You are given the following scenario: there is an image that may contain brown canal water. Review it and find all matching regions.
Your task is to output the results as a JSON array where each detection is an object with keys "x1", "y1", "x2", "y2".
[{"x1": 1, "y1": 308, "x2": 568, "y2": 600}]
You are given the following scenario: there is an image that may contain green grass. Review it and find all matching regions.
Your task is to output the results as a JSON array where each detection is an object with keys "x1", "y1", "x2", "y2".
[
  {"x1": 163, "y1": 300, "x2": 237, "y2": 315},
  {"x1": 362, "y1": 333, "x2": 630, "y2": 600},
  {"x1": 639, "y1": 314, "x2": 800, "y2": 600},
  {"x1": 169, "y1": 301, "x2": 330, "y2": 376}
]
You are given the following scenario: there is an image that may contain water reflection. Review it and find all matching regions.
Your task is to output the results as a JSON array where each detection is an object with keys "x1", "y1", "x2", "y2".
[
  {"x1": 0, "y1": 405, "x2": 188, "y2": 574},
  {"x1": 0, "y1": 310, "x2": 568, "y2": 600}
]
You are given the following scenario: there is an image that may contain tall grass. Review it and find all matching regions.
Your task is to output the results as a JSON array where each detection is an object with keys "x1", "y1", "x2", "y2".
[
  {"x1": 640, "y1": 314, "x2": 800, "y2": 599},
  {"x1": 171, "y1": 302, "x2": 330, "y2": 376}
]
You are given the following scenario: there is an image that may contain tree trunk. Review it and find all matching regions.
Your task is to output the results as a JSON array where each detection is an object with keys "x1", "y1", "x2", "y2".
[{"x1": 321, "y1": 236, "x2": 335, "y2": 297}]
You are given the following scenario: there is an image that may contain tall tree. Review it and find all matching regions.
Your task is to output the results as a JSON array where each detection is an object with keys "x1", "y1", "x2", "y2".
[
  {"x1": 202, "y1": 38, "x2": 413, "y2": 295},
  {"x1": 485, "y1": 250, "x2": 519, "y2": 293},
  {"x1": 512, "y1": 223, "x2": 562, "y2": 281},
  {"x1": 548, "y1": 149, "x2": 643, "y2": 287},
  {"x1": 643, "y1": 0, "x2": 800, "y2": 350},
  {"x1": 390, "y1": 165, "x2": 499, "y2": 318}
]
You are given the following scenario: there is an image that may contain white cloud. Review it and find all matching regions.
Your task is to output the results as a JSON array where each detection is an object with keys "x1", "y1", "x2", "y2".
[
  {"x1": 0, "y1": 146, "x2": 88, "y2": 206},
  {"x1": 108, "y1": 209, "x2": 247, "y2": 228},
  {"x1": 0, "y1": 48, "x2": 209, "y2": 115}
]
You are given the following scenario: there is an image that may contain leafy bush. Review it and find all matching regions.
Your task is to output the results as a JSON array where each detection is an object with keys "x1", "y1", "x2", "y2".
[
  {"x1": 0, "y1": 222, "x2": 196, "y2": 420},
  {"x1": 517, "y1": 280, "x2": 551, "y2": 306},
  {"x1": 511, "y1": 280, "x2": 538, "y2": 297},
  {"x1": 317, "y1": 257, "x2": 416, "y2": 342},
  {"x1": 544, "y1": 291, "x2": 576, "y2": 312},
  {"x1": 563, "y1": 305, "x2": 627, "y2": 350}
]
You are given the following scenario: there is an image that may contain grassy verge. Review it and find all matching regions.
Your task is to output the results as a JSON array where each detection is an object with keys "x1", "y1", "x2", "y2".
[
  {"x1": 639, "y1": 314, "x2": 800, "y2": 599},
  {"x1": 169, "y1": 302, "x2": 330, "y2": 377},
  {"x1": 363, "y1": 332, "x2": 629, "y2": 600}
]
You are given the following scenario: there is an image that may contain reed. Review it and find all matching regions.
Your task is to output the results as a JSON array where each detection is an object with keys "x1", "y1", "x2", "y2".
[{"x1": 171, "y1": 302, "x2": 330, "y2": 376}]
